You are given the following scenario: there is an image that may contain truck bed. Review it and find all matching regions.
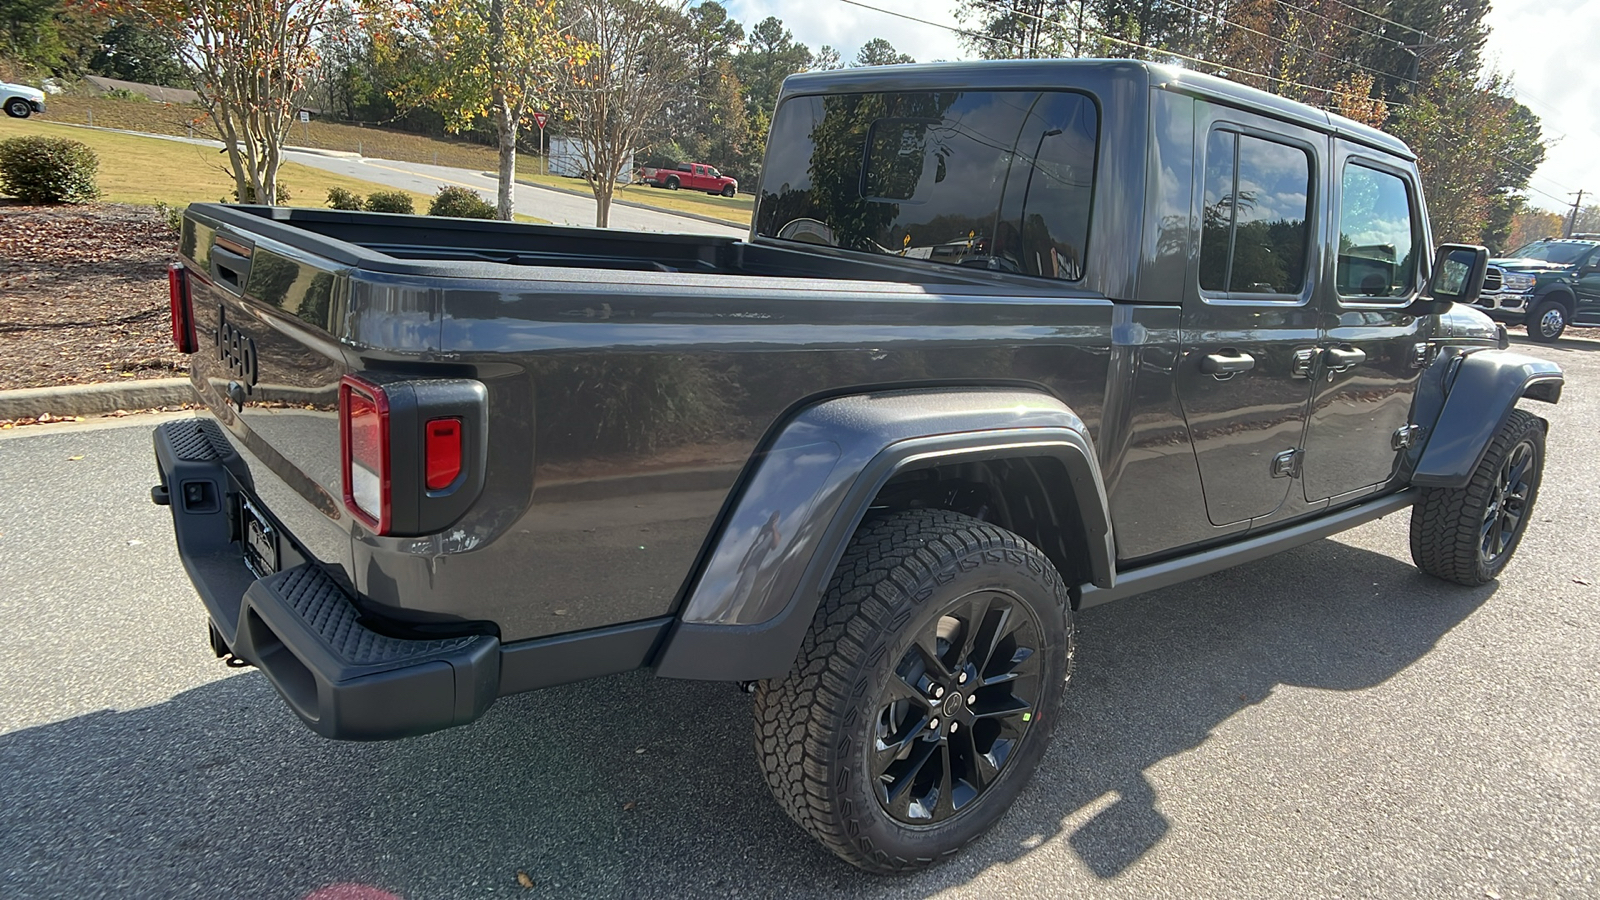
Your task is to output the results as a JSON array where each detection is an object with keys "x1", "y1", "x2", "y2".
[{"x1": 202, "y1": 204, "x2": 1015, "y2": 287}]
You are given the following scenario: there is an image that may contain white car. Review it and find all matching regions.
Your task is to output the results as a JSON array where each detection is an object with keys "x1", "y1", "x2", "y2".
[{"x1": 2, "y1": 81, "x2": 46, "y2": 119}]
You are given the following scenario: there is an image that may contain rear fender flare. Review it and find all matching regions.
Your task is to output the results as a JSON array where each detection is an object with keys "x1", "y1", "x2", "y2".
[
  {"x1": 653, "y1": 389, "x2": 1113, "y2": 681},
  {"x1": 1412, "y1": 349, "x2": 1562, "y2": 488}
]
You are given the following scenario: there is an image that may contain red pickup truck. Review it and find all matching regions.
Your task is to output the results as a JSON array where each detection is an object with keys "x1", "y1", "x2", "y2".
[{"x1": 641, "y1": 162, "x2": 738, "y2": 196}]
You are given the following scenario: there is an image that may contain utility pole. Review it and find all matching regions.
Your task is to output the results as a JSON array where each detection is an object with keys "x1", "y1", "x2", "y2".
[{"x1": 1566, "y1": 190, "x2": 1586, "y2": 238}]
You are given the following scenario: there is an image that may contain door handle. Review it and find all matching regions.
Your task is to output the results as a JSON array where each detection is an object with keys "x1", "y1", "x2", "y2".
[
  {"x1": 1324, "y1": 346, "x2": 1366, "y2": 372},
  {"x1": 1199, "y1": 350, "x2": 1256, "y2": 377}
]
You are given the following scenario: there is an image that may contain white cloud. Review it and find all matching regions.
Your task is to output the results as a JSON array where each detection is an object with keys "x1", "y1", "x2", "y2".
[
  {"x1": 1483, "y1": 0, "x2": 1599, "y2": 214},
  {"x1": 723, "y1": 0, "x2": 971, "y2": 64}
]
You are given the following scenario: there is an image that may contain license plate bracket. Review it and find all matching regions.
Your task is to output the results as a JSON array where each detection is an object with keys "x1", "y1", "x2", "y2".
[{"x1": 240, "y1": 497, "x2": 280, "y2": 578}]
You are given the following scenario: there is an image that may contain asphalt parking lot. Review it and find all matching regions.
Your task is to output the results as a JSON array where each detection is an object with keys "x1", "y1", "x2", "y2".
[{"x1": 2, "y1": 334, "x2": 1596, "y2": 899}]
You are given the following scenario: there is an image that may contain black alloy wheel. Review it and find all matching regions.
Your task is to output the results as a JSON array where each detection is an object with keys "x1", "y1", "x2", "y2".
[
  {"x1": 1479, "y1": 437, "x2": 1537, "y2": 568},
  {"x1": 873, "y1": 591, "x2": 1043, "y2": 824}
]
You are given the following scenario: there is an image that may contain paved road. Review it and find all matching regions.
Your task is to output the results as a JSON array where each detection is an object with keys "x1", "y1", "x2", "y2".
[
  {"x1": 287, "y1": 152, "x2": 748, "y2": 237},
  {"x1": 1, "y1": 335, "x2": 1597, "y2": 899},
  {"x1": 45, "y1": 123, "x2": 747, "y2": 237}
]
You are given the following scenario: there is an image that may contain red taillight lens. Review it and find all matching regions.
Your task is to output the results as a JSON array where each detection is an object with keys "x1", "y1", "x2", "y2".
[
  {"x1": 168, "y1": 264, "x2": 197, "y2": 353},
  {"x1": 340, "y1": 375, "x2": 390, "y2": 533},
  {"x1": 425, "y1": 417, "x2": 463, "y2": 490}
]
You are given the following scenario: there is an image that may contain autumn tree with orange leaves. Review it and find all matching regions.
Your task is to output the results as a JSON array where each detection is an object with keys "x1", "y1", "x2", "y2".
[{"x1": 83, "y1": 0, "x2": 338, "y2": 205}]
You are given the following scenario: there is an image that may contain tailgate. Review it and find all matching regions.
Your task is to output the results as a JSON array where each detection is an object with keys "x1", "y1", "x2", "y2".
[{"x1": 180, "y1": 209, "x2": 356, "y2": 576}]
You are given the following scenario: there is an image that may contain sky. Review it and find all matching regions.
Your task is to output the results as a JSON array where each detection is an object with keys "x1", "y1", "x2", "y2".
[{"x1": 725, "y1": 0, "x2": 1598, "y2": 216}]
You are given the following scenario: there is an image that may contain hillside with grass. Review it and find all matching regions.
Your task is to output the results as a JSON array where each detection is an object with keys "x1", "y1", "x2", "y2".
[{"x1": 0, "y1": 119, "x2": 438, "y2": 211}]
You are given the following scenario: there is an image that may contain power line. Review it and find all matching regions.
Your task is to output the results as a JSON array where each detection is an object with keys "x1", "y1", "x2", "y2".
[
  {"x1": 1159, "y1": 0, "x2": 1409, "y2": 87},
  {"x1": 1318, "y1": 0, "x2": 1444, "y2": 44},
  {"x1": 830, "y1": 0, "x2": 1020, "y2": 50}
]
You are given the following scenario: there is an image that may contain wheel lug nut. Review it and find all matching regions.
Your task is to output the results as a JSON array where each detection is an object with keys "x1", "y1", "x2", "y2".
[
  {"x1": 932, "y1": 686, "x2": 945, "y2": 699},
  {"x1": 958, "y1": 672, "x2": 968, "y2": 684},
  {"x1": 929, "y1": 717, "x2": 940, "y2": 730},
  {"x1": 968, "y1": 694, "x2": 977, "y2": 707},
  {"x1": 950, "y1": 721, "x2": 959, "y2": 733}
]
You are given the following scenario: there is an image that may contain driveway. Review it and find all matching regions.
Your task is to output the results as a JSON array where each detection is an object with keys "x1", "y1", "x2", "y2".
[{"x1": 0, "y1": 335, "x2": 1596, "y2": 898}]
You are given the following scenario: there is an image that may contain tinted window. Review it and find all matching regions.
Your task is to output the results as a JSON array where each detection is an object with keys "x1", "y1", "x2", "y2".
[
  {"x1": 1338, "y1": 163, "x2": 1416, "y2": 298},
  {"x1": 756, "y1": 90, "x2": 1097, "y2": 281},
  {"x1": 1199, "y1": 131, "x2": 1312, "y2": 295}
]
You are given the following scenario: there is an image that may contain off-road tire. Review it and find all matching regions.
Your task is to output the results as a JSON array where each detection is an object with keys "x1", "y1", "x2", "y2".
[
  {"x1": 1410, "y1": 409, "x2": 1546, "y2": 585},
  {"x1": 1526, "y1": 298, "x2": 1567, "y2": 343},
  {"x1": 752, "y1": 509, "x2": 1073, "y2": 873},
  {"x1": 4, "y1": 98, "x2": 30, "y2": 119}
]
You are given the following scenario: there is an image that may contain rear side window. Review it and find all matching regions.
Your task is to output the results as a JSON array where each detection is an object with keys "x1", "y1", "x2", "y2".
[
  {"x1": 1337, "y1": 163, "x2": 1417, "y2": 299},
  {"x1": 1199, "y1": 131, "x2": 1313, "y2": 296},
  {"x1": 756, "y1": 90, "x2": 1097, "y2": 281}
]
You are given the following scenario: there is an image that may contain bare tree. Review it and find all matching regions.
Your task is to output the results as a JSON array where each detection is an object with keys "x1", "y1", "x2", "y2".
[
  {"x1": 123, "y1": 0, "x2": 336, "y2": 205},
  {"x1": 554, "y1": 0, "x2": 688, "y2": 227}
]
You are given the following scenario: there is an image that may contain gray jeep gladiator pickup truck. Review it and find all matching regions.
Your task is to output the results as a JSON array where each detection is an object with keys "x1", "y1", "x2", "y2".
[{"x1": 153, "y1": 60, "x2": 1563, "y2": 872}]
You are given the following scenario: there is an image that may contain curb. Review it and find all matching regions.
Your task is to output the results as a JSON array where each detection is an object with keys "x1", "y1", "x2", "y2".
[
  {"x1": 512, "y1": 178, "x2": 749, "y2": 230},
  {"x1": 0, "y1": 378, "x2": 196, "y2": 420}
]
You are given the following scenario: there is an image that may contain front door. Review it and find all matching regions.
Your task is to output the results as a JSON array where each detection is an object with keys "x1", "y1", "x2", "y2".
[
  {"x1": 1300, "y1": 144, "x2": 1428, "y2": 501},
  {"x1": 1575, "y1": 245, "x2": 1600, "y2": 325},
  {"x1": 1176, "y1": 113, "x2": 1322, "y2": 526}
]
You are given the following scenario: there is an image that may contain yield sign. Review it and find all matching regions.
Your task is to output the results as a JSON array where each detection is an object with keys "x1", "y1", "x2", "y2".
[{"x1": 532, "y1": 111, "x2": 548, "y2": 129}]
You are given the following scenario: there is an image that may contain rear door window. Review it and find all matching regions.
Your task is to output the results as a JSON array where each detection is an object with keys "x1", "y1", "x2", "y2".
[
  {"x1": 756, "y1": 89, "x2": 1097, "y2": 281},
  {"x1": 1199, "y1": 131, "x2": 1313, "y2": 297}
]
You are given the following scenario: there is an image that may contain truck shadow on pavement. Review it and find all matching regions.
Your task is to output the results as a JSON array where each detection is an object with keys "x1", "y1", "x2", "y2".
[{"x1": 0, "y1": 537, "x2": 1493, "y2": 899}]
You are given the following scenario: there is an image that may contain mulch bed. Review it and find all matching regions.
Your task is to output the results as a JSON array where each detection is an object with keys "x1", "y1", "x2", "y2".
[{"x1": 0, "y1": 202, "x2": 189, "y2": 391}]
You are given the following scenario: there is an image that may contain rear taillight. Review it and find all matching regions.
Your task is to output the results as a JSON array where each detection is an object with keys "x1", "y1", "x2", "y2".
[
  {"x1": 425, "y1": 418, "x2": 463, "y2": 490},
  {"x1": 340, "y1": 375, "x2": 390, "y2": 533},
  {"x1": 168, "y1": 264, "x2": 197, "y2": 353}
]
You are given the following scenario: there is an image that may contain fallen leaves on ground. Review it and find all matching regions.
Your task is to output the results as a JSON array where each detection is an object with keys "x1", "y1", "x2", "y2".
[{"x1": 0, "y1": 203, "x2": 189, "y2": 390}]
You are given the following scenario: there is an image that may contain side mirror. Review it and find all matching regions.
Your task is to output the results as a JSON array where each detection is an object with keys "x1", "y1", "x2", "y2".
[{"x1": 1412, "y1": 243, "x2": 1488, "y2": 315}]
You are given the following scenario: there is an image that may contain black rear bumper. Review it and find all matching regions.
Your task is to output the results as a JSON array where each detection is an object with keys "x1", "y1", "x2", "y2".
[{"x1": 152, "y1": 417, "x2": 500, "y2": 740}]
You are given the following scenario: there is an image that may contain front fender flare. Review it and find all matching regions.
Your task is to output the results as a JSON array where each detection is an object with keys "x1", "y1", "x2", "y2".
[
  {"x1": 653, "y1": 389, "x2": 1112, "y2": 682},
  {"x1": 1412, "y1": 349, "x2": 1562, "y2": 488}
]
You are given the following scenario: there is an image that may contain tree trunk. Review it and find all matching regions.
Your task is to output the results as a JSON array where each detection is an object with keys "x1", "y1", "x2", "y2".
[
  {"x1": 497, "y1": 106, "x2": 517, "y2": 221},
  {"x1": 595, "y1": 182, "x2": 612, "y2": 228}
]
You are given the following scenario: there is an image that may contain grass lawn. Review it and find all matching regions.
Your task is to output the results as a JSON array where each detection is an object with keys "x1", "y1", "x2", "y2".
[
  {"x1": 4, "y1": 119, "x2": 438, "y2": 211},
  {"x1": 44, "y1": 95, "x2": 499, "y2": 171},
  {"x1": 518, "y1": 167, "x2": 754, "y2": 226}
]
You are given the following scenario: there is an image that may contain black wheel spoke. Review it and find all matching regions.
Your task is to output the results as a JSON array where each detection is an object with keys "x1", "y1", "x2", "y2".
[
  {"x1": 934, "y1": 744, "x2": 956, "y2": 820},
  {"x1": 957, "y1": 728, "x2": 994, "y2": 792},
  {"x1": 881, "y1": 736, "x2": 940, "y2": 805},
  {"x1": 912, "y1": 631, "x2": 954, "y2": 680}
]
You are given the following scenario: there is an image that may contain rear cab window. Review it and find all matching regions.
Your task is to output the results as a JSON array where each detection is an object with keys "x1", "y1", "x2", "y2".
[{"x1": 755, "y1": 89, "x2": 1098, "y2": 281}]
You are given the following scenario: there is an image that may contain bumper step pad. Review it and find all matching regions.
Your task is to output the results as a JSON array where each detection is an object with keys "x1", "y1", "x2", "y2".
[{"x1": 236, "y1": 563, "x2": 500, "y2": 740}]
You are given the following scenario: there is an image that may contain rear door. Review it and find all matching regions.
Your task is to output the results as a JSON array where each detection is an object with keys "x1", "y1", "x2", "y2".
[
  {"x1": 1299, "y1": 144, "x2": 1428, "y2": 502},
  {"x1": 1175, "y1": 106, "x2": 1323, "y2": 526}
]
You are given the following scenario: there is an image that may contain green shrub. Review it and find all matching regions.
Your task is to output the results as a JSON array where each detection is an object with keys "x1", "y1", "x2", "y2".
[
  {"x1": 230, "y1": 182, "x2": 291, "y2": 204},
  {"x1": 428, "y1": 185, "x2": 496, "y2": 219},
  {"x1": 364, "y1": 189, "x2": 414, "y2": 214},
  {"x1": 0, "y1": 136, "x2": 102, "y2": 204},
  {"x1": 153, "y1": 201, "x2": 185, "y2": 234},
  {"x1": 326, "y1": 186, "x2": 363, "y2": 210}
]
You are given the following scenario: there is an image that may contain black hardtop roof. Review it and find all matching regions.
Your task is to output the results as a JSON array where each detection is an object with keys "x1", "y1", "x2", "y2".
[{"x1": 779, "y1": 57, "x2": 1412, "y2": 161}]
